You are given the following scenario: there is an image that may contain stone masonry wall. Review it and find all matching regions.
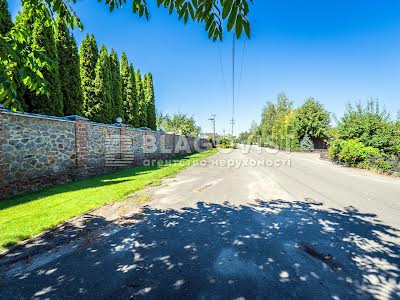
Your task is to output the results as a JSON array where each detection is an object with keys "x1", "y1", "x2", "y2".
[{"x1": 0, "y1": 109, "x2": 210, "y2": 199}]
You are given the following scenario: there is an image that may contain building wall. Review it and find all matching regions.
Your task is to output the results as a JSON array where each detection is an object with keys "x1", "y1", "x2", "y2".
[{"x1": 0, "y1": 109, "x2": 210, "y2": 199}]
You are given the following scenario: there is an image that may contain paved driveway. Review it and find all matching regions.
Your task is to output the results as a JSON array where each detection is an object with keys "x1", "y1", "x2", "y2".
[{"x1": 1, "y1": 148, "x2": 400, "y2": 299}]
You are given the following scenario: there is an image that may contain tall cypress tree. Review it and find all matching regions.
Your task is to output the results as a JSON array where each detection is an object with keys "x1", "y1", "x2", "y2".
[
  {"x1": 129, "y1": 64, "x2": 138, "y2": 127},
  {"x1": 24, "y1": 14, "x2": 64, "y2": 116},
  {"x1": 91, "y1": 45, "x2": 113, "y2": 123},
  {"x1": 80, "y1": 34, "x2": 98, "y2": 119},
  {"x1": 121, "y1": 52, "x2": 133, "y2": 125},
  {"x1": 109, "y1": 49, "x2": 123, "y2": 120},
  {"x1": 0, "y1": 0, "x2": 13, "y2": 35},
  {"x1": 135, "y1": 69, "x2": 147, "y2": 127},
  {"x1": 144, "y1": 72, "x2": 156, "y2": 130},
  {"x1": 13, "y1": 7, "x2": 34, "y2": 110},
  {"x1": 121, "y1": 52, "x2": 140, "y2": 127},
  {"x1": 55, "y1": 18, "x2": 83, "y2": 116}
]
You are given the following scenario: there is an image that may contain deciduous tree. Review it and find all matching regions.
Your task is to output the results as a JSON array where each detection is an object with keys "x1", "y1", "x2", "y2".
[{"x1": 293, "y1": 97, "x2": 330, "y2": 140}]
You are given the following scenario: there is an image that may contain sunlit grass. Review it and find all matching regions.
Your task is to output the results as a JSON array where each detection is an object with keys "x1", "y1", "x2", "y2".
[{"x1": 0, "y1": 149, "x2": 217, "y2": 252}]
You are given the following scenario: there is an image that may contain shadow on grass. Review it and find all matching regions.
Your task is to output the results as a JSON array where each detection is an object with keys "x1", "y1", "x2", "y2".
[
  {"x1": 1, "y1": 199, "x2": 399, "y2": 299},
  {"x1": 0, "y1": 153, "x2": 198, "y2": 211}
]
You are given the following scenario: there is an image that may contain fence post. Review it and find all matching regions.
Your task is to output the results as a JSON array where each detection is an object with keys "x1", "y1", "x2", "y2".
[{"x1": 66, "y1": 115, "x2": 89, "y2": 177}]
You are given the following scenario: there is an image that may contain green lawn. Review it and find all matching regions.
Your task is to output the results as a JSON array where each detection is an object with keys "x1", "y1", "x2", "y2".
[{"x1": 0, "y1": 149, "x2": 217, "y2": 252}]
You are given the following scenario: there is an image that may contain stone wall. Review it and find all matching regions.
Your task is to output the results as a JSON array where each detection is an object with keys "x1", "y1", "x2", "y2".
[{"x1": 0, "y1": 109, "x2": 210, "y2": 199}]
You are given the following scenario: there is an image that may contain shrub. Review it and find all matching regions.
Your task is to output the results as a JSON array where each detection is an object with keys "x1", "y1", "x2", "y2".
[
  {"x1": 357, "y1": 146, "x2": 382, "y2": 162},
  {"x1": 372, "y1": 157, "x2": 393, "y2": 173},
  {"x1": 338, "y1": 139, "x2": 381, "y2": 165},
  {"x1": 300, "y1": 134, "x2": 314, "y2": 151},
  {"x1": 328, "y1": 139, "x2": 345, "y2": 160}
]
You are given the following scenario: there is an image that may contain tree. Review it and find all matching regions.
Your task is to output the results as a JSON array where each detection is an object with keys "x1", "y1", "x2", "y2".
[
  {"x1": 109, "y1": 49, "x2": 123, "y2": 120},
  {"x1": 24, "y1": 13, "x2": 64, "y2": 116},
  {"x1": 158, "y1": 113, "x2": 201, "y2": 136},
  {"x1": 128, "y1": 64, "x2": 139, "y2": 127},
  {"x1": 80, "y1": 34, "x2": 98, "y2": 118},
  {"x1": 0, "y1": 0, "x2": 13, "y2": 35},
  {"x1": 120, "y1": 53, "x2": 133, "y2": 126},
  {"x1": 337, "y1": 99, "x2": 395, "y2": 153},
  {"x1": 271, "y1": 93, "x2": 293, "y2": 148},
  {"x1": 120, "y1": 53, "x2": 139, "y2": 127},
  {"x1": 0, "y1": 2, "x2": 77, "y2": 109},
  {"x1": 300, "y1": 134, "x2": 314, "y2": 151},
  {"x1": 89, "y1": 45, "x2": 113, "y2": 123},
  {"x1": 260, "y1": 101, "x2": 276, "y2": 145},
  {"x1": 1, "y1": 0, "x2": 252, "y2": 109},
  {"x1": 144, "y1": 72, "x2": 156, "y2": 130},
  {"x1": 55, "y1": 17, "x2": 83, "y2": 116},
  {"x1": 135, "y1": 69, "x2": 147, "y2": 127},
  {"x1": 293, "y1": 98, "x2": 330, "y2": 140}
]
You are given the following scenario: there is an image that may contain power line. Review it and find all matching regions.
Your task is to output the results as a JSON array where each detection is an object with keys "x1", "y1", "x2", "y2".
[
  {"x1": 217, "y1": 43, "x2": 229, "y2": 104},
  {"x1": 232, "y1": 34, "x2": 235, "y2": 137},
  {"x1": 237, "y1": 39, "x2": 246, "y2": 107}
]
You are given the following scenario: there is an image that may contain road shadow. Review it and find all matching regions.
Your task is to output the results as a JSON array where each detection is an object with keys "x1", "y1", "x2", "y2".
[{"x1": 1, "y1": 199, "x2": 399, "y2": 299}]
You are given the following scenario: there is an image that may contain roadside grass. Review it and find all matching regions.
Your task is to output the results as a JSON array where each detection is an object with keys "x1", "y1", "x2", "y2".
[{"x1": 0, "y1": 149, "x2": 218, "y2": 252}]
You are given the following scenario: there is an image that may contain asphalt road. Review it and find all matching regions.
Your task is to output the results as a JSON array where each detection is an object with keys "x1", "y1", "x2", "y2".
[{"x1": 1, "y1": 148, "x2": 400, "y2": 299}]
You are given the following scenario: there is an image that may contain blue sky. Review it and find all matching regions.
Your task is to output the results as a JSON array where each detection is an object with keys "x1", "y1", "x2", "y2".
[{"x1": 9, "y1": 0, "x2": 400, "y2": 134}]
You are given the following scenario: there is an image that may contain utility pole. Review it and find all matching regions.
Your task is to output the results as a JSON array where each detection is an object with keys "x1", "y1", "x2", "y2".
[
  {"x1": 208, "y1": 114, "x2": 216, "y2": 146},
  {"x1": 230, "y1": 118, "x2": 235, "y2": 137}
]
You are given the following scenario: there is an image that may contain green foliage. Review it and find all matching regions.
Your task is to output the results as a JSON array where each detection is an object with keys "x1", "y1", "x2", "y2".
[
  {"x1": 218, "y1": 134, "x2": 235, "y2": 148},
  {"x1": 0, "y1": 0, "x2": 13, "y2": 35},
  {"x1": 328, "y1": 99, "x2": 399, "y2": 174},
  {"x1": 120, "y1": 53, "x2": 137, "y2": 127},
  {"x1": 129, "y1": 64, "x2": 139, "y2": 127},
  {"x1": 0, "y1": 149, "x2": 217, "y2": 252},
  {"x1": 371, "y1": 157, "x2": 393, "y2": 173},
  {"x1": 294, "y1": 97, "x2": 330, "y2": 140},
  {"x1": 158, "y1": 113, "x2": 201, "y2": 136},
  {"x1": 237, "y1": 121, "x2": 261, "y2": 145},
  {"x1": 270, "y1": 93, "x2": 293, "y2": 148},
  {"x1": 328, "y1": 139, "x2": 345, "y2": 161},
  {"x1": 91, "y1": 45, "x2": 113, "y2": 123},
  {"x1": 55, "y1": 18, "x2": 83, "y2": 116},
  {"x1": 135, "y1": 69, "x2": 147, "y2": 127},
  {"x1": 300, "y1": 133, "x2": 314, "y2": 151},
  {"x1": 1, "y1": 0, "x2": 252, "y2": 109},
  {"x1": 144, "y1": 72, "x2": 156, "y2": 130},
  {"x1": 80, "y1": 34, "x2": 99, "y2": 118},
  {"x1": 260, "y1": 101, "x2": 276, "y2": 145},
  {"x1": 99, "y1": 0, "x2": 252, "y2": 41},
  {"x1": 0, "y1": 1, "x2": 81, "y2": 109},
  {"x1": 259, "y1": 94, "x2": 330, "y2": 151},
  {"x1": 23, "y1": 12, "x2": 64, "y2": 116},
  {"x1": 109, "y1": 49, "x2": 123, "y2": 120},
  {"x1": 337, "y1": 139, "x2": 381, "y2": 166},
  {"x1": 337, "y1": 99, "x2": 395, "y2": 153}
]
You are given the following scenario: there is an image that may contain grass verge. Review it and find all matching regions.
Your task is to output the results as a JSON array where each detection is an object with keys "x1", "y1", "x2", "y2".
[{"x1": 0, "y1": 149, "x2": 218, "y2": 252}]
